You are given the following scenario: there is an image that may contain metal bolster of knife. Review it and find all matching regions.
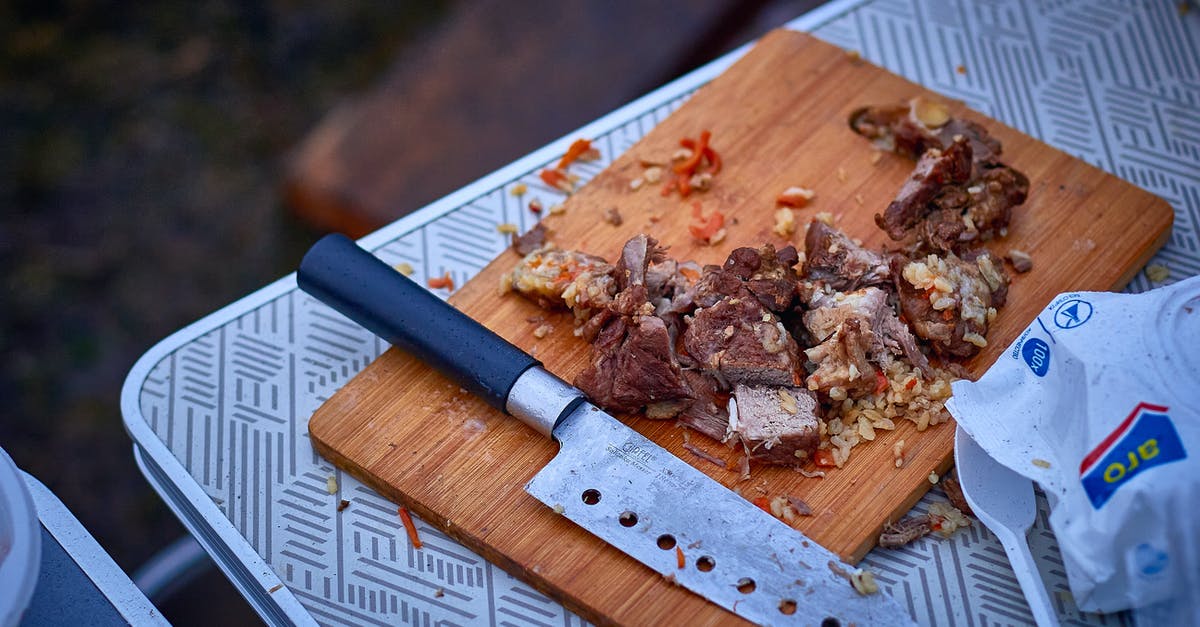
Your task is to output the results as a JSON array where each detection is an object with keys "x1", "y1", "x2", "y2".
[{"x1": 504, "y1": 367, "x2": 584, "y2": 438}]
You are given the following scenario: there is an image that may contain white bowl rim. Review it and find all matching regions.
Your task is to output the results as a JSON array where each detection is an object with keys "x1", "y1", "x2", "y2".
[{"x1": 0, "y1": 447, "x2": 40, "y2": 627}]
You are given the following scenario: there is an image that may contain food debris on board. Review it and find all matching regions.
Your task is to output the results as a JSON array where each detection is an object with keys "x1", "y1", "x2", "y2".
[
  {"x1": 776, "y1": 186, "x2": 816, "y2": 208},
  {"x1": 630, "y1": 130, "x2": 722, "y2": 198}
]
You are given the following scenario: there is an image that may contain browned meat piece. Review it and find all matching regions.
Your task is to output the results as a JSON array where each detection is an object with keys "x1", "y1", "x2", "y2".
[
  {"x1": 683, "y1": 295, "x2": 804, "y2": 387},
  {"x1": 574, "y1": 312, "x2": 692, "y2": 414},
  {"x1": 504, "y1": 247, "x2": 616, "y2": 314},
  {"x1": 731, "y1": 384, "x2": 820, "y2": 465},
  {"x1": 854, "y1": 101, "x2": 1027, "y2": 253},
  {"x1": 849, "y1": 103, "x2": 939, "y2": 159},
  {"x1": 692, "y1": 265, "x2": 745, "y2": 308},
  {"x1": 721, "y1": 245, "x2": 800, "y2": 312},
  {"x1": 675, "y1": 370, "x2": 731, "y2": 442},
  {"x1": 802, "y1": 220, "x2": 890, "y2": 291},
  {"x1": 645, "y1": 259, "x2": 702, "y2": 317},
  {"x1": 939, "y1": 118, "x2": 1002, "y2": 165},
  {"x1": 511, "y1": 223, "x2": 548, "y2": 256},
  {"x1": 849, "y1": 99, "x2": 1002, "y2": 163},
  {"x1": 891, "y1": 251, "x2": 1008, "y2": 358},
  {"x1": 802, "y1": 286, "x2": 930, "y2": 394},
  {"x1": 876, "y1": 136, "x2": 973, "y2": 241}
]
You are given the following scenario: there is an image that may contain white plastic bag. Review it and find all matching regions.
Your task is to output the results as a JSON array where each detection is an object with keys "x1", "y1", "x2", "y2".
[{"x1": 946, "y1": 275, "x2": 1200, "y2": 624}]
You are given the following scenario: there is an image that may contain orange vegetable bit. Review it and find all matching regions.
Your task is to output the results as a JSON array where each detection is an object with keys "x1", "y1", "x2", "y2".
[
  {"x1": 905, "y1": 378, "x2": 919, "y2": 390},
  {"x1": 704, "y1": 147, "x2": 722, "y2": 174},
  {"x1": 751, "y1": 496, "x2": 772, "y2": 513},
  {"x1": 874, "y1": 370, "x2": 889, "y2": 395},
  {"x1": 556, "y1": 138, "x2": 593, "y2": 170},
  {"x1": 673, "y1": 130, "x2": 711, "y2": 175},
  {"x1": 538, "y1": 167, "x2": 573, "y2": 193},
  {"x1": 675, "y1": 546, "x2": 686, "y2": 569},
  {"x1": 687, "y1": 203, "x2": 725, "y2": 241},
  {"x1": 677, "y1": 175, "x2": 692, "y2": 198},
  {"x1": 427, "y1": 272, "x2": 454, "y2": 291},
  {"x1": 814, "y1": 449, "x2": 837, "y2": 467},
  {"x1": 398, "y1": 506, "x2": 423, "y2": 549}
]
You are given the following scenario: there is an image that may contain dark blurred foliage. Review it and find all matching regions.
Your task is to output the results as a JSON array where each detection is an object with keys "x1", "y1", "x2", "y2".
[{"x1": 0, "y1": 0, "x2": 447, "y2": 621}]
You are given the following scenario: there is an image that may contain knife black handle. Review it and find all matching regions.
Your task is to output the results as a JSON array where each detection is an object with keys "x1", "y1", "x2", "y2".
[{"x1": 297, "y1": 233, "x2": 539, "y2": 413}]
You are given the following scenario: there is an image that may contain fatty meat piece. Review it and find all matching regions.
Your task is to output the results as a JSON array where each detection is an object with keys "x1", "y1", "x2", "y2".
[{"x1": 731, "y1": 384, "x2": 820, "y2": 465}]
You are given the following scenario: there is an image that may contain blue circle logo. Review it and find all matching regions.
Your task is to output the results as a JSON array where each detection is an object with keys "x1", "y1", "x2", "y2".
[
  {"x1": 1021, "y1": 338, "x2": 1051, "y2": 376},
  {"x1": 1053, "y1": 299, "x2": 1093, "y2": 329}
]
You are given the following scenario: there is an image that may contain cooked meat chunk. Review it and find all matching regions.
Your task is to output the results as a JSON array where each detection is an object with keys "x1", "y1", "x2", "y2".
[
  {"x1": 683, "y1": 295, "x2": 803, "y2": 387},
  {"x1": 721, "y1": 245, "x2": 800, "y2": 312},
  {"x1": 615, "y1": 234, "x2": 668, "y2": 290},
  {"x1": 876, "y1": 136, "x2": 973, "y2": 241},
  {"x1": 891, "y1": 251, "x2": 1008, "y2": 358},
  {"x1": 940, "y1": 117, "x2": 1002, "y2": 166},
  {"x1": 849, "y1": 100, "x2": 1002, "y2": 163},
  {"x1": 574, "y1": 312, "x2": 692, "y2": 414},
  {"x1": 511, "y1": 223, "x2": 549, "y2": 256},
  {"x1": 802, "y1": 287, "x2": 929, "y2": 394},
  {"x1": 676, "y1": 370, "x2": 731, "y2": 442},
  {"x1": 731, "y1": 384, "x2": 820, "y2": 465},
  {"x1": 504, "y1": 247, "x2": 616, "y2": 315},
  {"x1": 692, "y1": 265, "x2": 745, "y2": 308},
  {"x1": 854, "y1": 101, "x2": 1028, "y2": 254},
  {"x1": 802, "y1": 220, "x2": 890, "y2": 290},
  {"x1": 645, "y1": 259, "x2": 702, "y2": 317},
  {"x1": 849, "y1": 103, "x2": 938, "y2": 159},
  {"x1": 934, "y1": 164, "x2": 1029, "y2": 242}
]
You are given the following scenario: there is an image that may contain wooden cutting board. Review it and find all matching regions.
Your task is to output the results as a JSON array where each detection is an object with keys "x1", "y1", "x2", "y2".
[{"x1": 309, "y1": 30, "x2": 1171, "y2": 626}]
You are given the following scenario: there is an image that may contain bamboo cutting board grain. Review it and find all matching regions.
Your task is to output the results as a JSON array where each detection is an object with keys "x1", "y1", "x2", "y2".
[{"x1": 308, "y1": 30, "x2": 1172, "y2": 626}]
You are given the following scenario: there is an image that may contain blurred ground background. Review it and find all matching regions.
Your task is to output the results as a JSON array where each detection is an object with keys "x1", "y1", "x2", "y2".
[{"x1": 0, "y1": 0, "x2": 818, "y2": 623}]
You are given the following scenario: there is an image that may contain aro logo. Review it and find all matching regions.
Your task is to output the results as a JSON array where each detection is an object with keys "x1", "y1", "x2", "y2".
[{"x1": 1079, "y1": 403, "x2": 1188, "y2": 509}]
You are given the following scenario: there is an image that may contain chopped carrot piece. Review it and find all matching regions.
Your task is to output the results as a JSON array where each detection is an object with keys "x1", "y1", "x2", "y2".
[
  {"x1": 704, "y1": 147, "x2": 722, "y2": 174},
  {"x1": 674, "y1": 130, "x2": 711, "y2": 174},
  {"x1": 556, "y1": 138, "x2": 593, "y2": 169},
  {"x1": 688, "y1": 204, "x2": 725, "y2": 241},
  {"x1": 539, "y1": 168, "x2": 573, "y2": 193},
  {"x1": 814, "y1": 449, "x2": 837, "y2": 467},
  {"x1": 398, "y1": 506, "x2": 423, "y2": 549},
  {"x1": 905, "y1": 378, "x2": 918, "y2": 390},
  {"x1": 677, "y1": 175, "x2": 691, "y2": 197},
  {"x1": 678, "y1": 266, "x2": 701, "y2": 281},
  {"x1": 751, "y1": 496, "x2": 772, "y2": 513},
  {"x1": 675, "y1": 546, "x2": 686, "y2": 569},
  {"x1": 427, "y1": 272, "x2": 454, "y2": 291},
  {"x1": 874, "y1": 371, "x2": 889, "y2": 395}
]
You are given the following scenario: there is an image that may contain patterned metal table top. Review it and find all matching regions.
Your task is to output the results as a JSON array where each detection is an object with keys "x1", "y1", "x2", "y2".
[{"x1": 121, "y1": 1, "x2": 1199, "y2": 625}]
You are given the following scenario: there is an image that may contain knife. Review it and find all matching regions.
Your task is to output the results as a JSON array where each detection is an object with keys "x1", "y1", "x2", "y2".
[{"x1": 297, "y1": 233, "x2": 915, "y2": 626}]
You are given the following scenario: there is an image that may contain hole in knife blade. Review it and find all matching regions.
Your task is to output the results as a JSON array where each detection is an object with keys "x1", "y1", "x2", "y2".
[
  {"x1": 581, "y1": 489, "x2": 601, "y2": 505},
  {"x1": 696, "y1": 556, "x2": 715, "y2": 572},
  {"x1": 656, "y1": 535, "x2": 676, "y2": 550},
  {"x1": 778, "y1": 599, "x2": 797, "y2": 615},
  {"x1": 820, "y1": 618, "x2": 840, "y2": 627},
  {"x1": 736, "y1": 578, "x2": 756, "y2": 594},
  {"x1": 618, "y1": 511, "x2": 638, "y2": 527}
]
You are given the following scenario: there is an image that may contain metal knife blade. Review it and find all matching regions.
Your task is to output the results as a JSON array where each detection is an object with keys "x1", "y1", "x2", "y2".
[
  {"x1": 527, "y1": 402, "x2": 909, "y2": 626},
  {"x1": 297, "y1": 234, "x2": 916, "y2": 626}
]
